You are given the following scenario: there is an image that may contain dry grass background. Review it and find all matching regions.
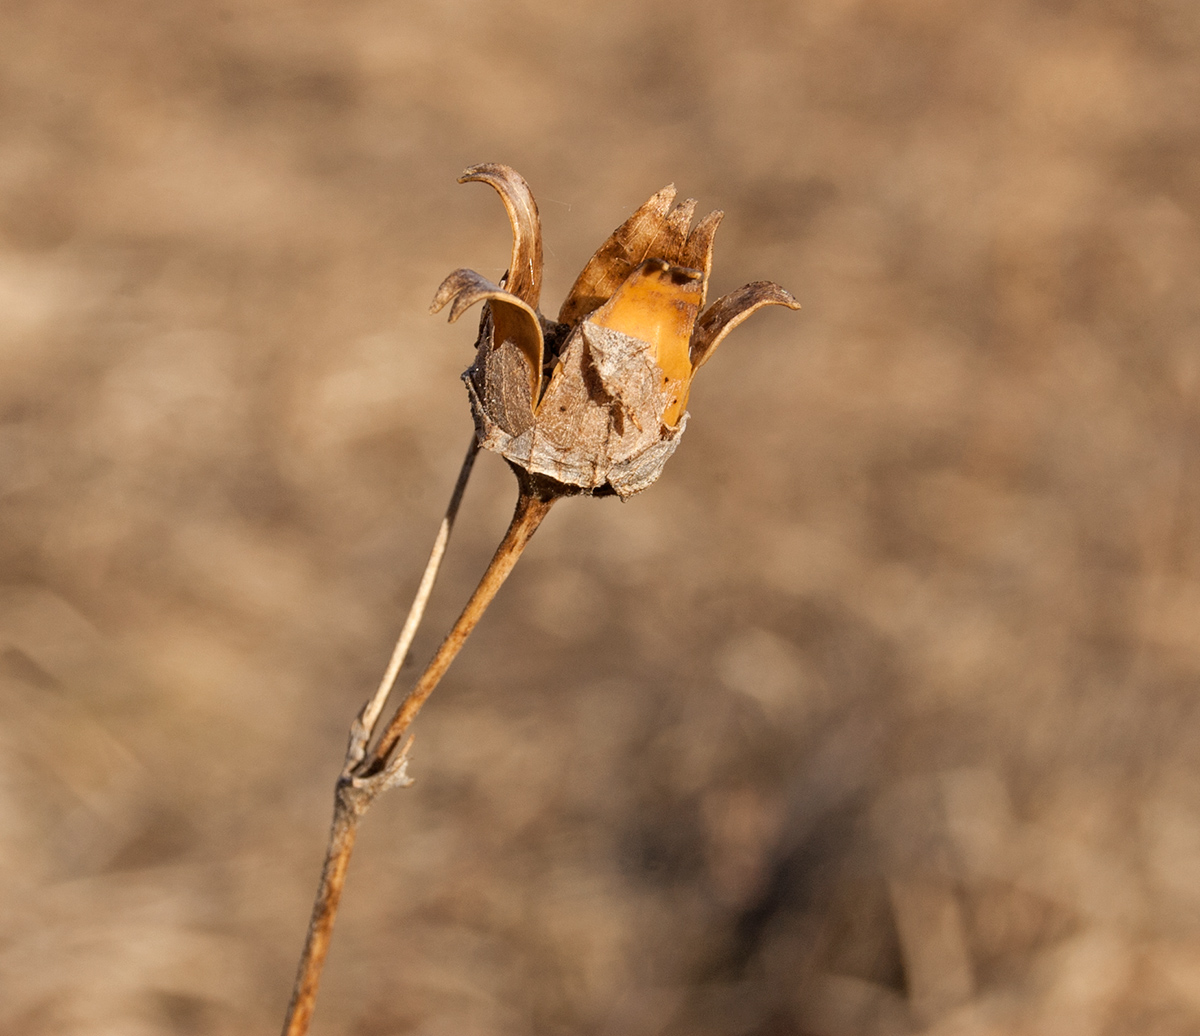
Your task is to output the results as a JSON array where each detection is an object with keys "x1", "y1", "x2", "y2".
[{"x1": 1, "y1": 0, "x2": 1199, "y2": 1033}]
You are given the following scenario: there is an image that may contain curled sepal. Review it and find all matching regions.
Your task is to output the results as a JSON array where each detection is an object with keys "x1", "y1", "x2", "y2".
[
  {"x1": 431, "y1": 268, "x2": 544, "y2": 401},
  {"x1": 689, "y1": 282, "x2": 801, "y2": 370},
  {"x1": 459, "y1": 164, "x2": 544, "y2": 309},
  {"x1": 558, "y1": 184, "x2": 679, "y2": 327}
]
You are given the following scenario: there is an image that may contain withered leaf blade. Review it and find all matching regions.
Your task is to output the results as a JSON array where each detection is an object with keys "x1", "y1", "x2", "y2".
[
  {"x1": 557, "y1": 184, "x2": 679, "y2": 328},
  {"x1": 431, "y1": 267, "x2": 544, "y2": 401},
  {"x1": 689, "y1": 281, "x2": 801, "y2": 370},
  {"x1": 459, "y1": 163, "x2": 544, "y2": 309}
]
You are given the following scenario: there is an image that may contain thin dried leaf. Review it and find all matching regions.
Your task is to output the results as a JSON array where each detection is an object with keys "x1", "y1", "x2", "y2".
[
  {"x1": 689, "y1": 281, "x2": 801, "y2": 370},
  {"x1": 459, "y1": 163, "x2": 544, "y2": 309},
  {"x1": 557, "y1": 185, "x2": 678, "y2": 327}
]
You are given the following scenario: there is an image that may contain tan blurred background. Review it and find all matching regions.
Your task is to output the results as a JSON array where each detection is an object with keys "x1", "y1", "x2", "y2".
[{"x1": 2, "y1": 0, "x2": 1199, "y2": 1033}]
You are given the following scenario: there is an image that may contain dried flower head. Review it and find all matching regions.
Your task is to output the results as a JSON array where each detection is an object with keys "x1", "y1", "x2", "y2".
[{"x1": 432, "y1": 164, "x2": 800, "y2": 498}]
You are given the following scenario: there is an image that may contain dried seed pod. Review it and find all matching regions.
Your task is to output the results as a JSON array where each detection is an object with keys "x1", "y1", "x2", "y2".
[{"x1": 431, "y1": 164, "x2": 801, "y2": 499}]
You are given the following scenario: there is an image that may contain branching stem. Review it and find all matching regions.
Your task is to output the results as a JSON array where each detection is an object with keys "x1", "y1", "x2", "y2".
[
  {"x1": 358, "y1": 439, "x2": 478, "y2": 739},
  {"x1": 281, "y1": 451, "x2": 557, "y2": 1036},
  {"x1": 366, "y1": 485, "x2": 554, "y2": 771}
]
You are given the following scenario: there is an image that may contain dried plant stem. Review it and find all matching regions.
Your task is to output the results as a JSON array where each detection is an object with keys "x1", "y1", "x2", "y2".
[
  {"x1": 281, "y1": 462, "x2": 556, "y2": 1036},
  {"x1": 359, "y1": 438, "x2": 478, "y2": 736},
  {"x1": 367, "y1": 485, "x2": 555, "y2": 770},
  {"x1": 280, "y1": 760, "x2": 403, "y2": 1036}
]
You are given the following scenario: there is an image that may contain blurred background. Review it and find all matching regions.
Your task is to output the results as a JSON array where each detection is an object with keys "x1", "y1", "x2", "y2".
[{"x1": 1, "y1": 0, "x2": 1199, "y2": 1033}]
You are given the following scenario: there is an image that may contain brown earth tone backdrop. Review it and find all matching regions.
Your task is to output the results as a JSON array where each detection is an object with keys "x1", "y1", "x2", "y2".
[{"x1": 2, "y1": 1, "x2": 1199, "y2": 1034}]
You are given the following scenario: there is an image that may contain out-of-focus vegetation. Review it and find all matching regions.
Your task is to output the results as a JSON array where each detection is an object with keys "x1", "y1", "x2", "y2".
[{"x1": 1, "y1": 1, "x2": 1199, "y2": 1033}]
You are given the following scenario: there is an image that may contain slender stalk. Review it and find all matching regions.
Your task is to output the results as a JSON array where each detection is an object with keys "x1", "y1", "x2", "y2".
[
  {"x1": 359, "y1": 439, "x2": 478, "y2": 736},
  {"x1": 281, "y1": 469, "x2": 556, "y2": 1036},
  {"x1": 280, "y1": 775, "x2": 375, "y2": 1036},
  {"x1": 281, "y1": 440, "x2": 475, "y2": 1036},
  {"x1": 365, "y1": 486, "x2": 555, "y2": 771}
]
